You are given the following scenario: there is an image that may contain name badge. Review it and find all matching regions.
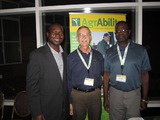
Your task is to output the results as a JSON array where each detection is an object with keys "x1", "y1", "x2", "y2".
[
  {"x1": 84, "y1": 78, "x2": 94, "y2": 86},
  {"x1": 116, "y1": 75, "x2": 126, "y2": 82}
]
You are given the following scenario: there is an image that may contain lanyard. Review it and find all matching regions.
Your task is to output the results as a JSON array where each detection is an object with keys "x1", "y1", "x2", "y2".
[
  {"x1": 77, "y1": 48, "x2": 92, "y2": 70},
  {"x1": 117, "y1": 43, "x2": 130, "y2": 74}
]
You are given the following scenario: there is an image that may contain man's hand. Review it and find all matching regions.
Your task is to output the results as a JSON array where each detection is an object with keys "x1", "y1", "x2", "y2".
[
  {"x1": 69, "y1": 104, "x2": 74, "y2": 115},
  {"x1": 140, "y1": 99, "x2": 148, "y2": 111},
  {"x1": 104, "y1": 99, "x2": 110, "y2": 112},
  {"x1": 33, "y1": 115, "x2": 45, "y2": 120}
]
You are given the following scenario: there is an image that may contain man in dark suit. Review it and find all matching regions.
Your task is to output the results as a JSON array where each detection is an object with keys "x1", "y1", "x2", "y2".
[{"x1": 26, "y1": 23, "x2": 69, "y2": 120}]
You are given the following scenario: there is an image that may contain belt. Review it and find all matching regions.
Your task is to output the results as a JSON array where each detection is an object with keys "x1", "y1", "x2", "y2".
[
  {"x1": 111, "y1": 86, "x2": 139, "y2": 92},
  {"x1": 73, "y1": 87, "x2": 101, "y2": 93}
]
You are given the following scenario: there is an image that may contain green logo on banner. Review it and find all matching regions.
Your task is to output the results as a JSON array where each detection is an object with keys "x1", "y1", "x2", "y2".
[{"x1": 72, "y1": 18, "x2": 80, "y2": 26}]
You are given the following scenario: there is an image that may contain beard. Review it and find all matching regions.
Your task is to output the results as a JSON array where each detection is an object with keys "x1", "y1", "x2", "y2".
[
  {"x1": 116, "y1": 35, "x2": 129, "y2": 42},
  {"x1": 117, "y1": 38, "x2": 127, "y2": 42}
]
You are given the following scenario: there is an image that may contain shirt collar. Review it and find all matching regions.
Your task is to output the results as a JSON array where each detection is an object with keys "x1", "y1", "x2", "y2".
[{"x1": 47, "y1": 42, "x2": 63, "y2": 54}]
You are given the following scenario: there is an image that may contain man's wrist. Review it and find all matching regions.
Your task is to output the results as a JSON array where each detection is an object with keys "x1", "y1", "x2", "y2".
[{"x1": 141, "y1": 99, "x2": 148, "y2": 104}]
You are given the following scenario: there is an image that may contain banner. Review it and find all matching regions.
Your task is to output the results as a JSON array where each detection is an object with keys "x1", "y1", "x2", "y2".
[{"x1": 69, "y1": 13, "x2": 126, "y2": 52}]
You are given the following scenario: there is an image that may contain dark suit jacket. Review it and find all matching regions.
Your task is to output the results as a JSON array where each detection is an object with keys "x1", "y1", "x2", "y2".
[{"x1": 26, "y1": 44, "x2": 69, "y2": 120}]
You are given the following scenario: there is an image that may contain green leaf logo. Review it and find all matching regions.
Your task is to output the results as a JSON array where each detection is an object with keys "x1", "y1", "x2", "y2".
[{"x1": 72, "y1": 18, "x2": 80, "y2": 26}]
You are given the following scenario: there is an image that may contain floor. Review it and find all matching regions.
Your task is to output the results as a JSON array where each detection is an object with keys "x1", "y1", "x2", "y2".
[
  {"x1": 2, "y1": 106, "x2": 160, "y2": 120},
  {"x1": 3, "y1": 106, "x2": 73, "y2": 120}
]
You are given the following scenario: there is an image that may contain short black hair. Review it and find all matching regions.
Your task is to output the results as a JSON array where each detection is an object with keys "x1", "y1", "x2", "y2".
[{"x1": 115, "y1": 21, "x2": 130, "y2": 29}]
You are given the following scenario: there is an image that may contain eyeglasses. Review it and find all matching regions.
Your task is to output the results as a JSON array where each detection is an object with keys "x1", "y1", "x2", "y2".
[
  {"x1": 116, "y1": 29, "x2": 128, "y2": 33},
  {"x1": 77, "y1": 33, "x2": 91, "y2": 38}
]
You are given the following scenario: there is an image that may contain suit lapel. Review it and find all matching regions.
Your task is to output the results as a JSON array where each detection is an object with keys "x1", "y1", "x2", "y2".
[
  {"x1": 44, "y1": 44, "x2": 62, "y2": 80},
  {"x1": 62, "y1": 52, "x2": 67, "y2": 81}
]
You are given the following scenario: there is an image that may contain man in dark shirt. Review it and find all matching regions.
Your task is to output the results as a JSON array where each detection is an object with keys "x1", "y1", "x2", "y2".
[
  {"x1": 103, "y1": 21, "x2": 151, "y2": 120},
  {"x1": 67, "y1": 26, "x2": 104, "y2": 120}
]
